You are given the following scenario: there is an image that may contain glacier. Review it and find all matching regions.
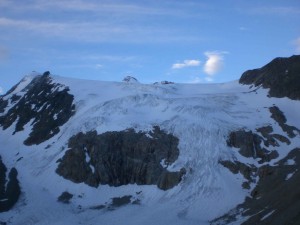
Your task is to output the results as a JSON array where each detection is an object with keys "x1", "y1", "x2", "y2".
[{"x1": 0, "y1": 64, "x2": 299, "y2": 225}]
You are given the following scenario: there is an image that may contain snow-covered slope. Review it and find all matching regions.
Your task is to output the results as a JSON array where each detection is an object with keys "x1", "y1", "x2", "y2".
[{"x1": 0, "y1": 56, "x2": 300, "y2": 225}]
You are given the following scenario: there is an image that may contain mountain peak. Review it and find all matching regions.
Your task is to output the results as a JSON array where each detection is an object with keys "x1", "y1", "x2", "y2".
[{"x1": 122, "y1": 76, "x2": 139, "y2": 83}]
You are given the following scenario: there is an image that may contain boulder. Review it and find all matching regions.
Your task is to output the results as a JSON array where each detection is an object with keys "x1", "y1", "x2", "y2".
[{"x1": 57, "y1": 191, "x2": 73, "y2": 204}]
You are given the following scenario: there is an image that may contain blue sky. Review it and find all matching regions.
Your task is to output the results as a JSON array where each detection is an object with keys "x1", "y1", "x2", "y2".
[{"x1": 0, "y1": 0, "x2": 299, "y2": 93}]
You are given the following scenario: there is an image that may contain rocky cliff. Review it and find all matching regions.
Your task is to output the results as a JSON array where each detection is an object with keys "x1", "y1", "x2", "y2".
[
  {"x1": 239, "y1": 55, "x2": 300, "y2": 100},
  {"x1": 0, "y1": 72, "x2": 75, "y2": 145},
  {"x1": 56, "y1": 126, "x2": 185, "y2": 190}
]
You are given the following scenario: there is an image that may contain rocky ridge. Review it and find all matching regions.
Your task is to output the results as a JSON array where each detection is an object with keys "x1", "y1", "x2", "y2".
[
  {"x1": 239, "y1": 55, "x2": 300, "y2": 100},
  {"x1": 0, "y1": 72, "x2": 75, "y2": 145}
]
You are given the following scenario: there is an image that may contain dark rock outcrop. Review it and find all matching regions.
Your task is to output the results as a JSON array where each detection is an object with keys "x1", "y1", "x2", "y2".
[
  {"x1": 57, "y1": 191, "x2": 73, "y2": 204},
  {"x1": 269, "y1": 106, "x2": 300, "y2": 138},
  {"x1": 56, "y1": 147, "x2": 93, "y2": 184},
  {"x1": 212, "y1": 148, "x2": 300, "y2": 225},
  {"x1": 227, "y1": 105, "x2": 299, "y2": 161},
  {"x1": 239, "y1": 55, "x2": 300, "y2": 100},
  {"x1": 157, "y1": 168, "x2": 186, "y2": 190},
  {"x1": 90, "y1": 195, "x2": 137, "y2": 211},
  {"x1": 0, "y1": 72, "x2": 76, "y2": 145},
  {"x1": 0, "y1": 157, "x2": 7, "y2": 199},
  {"x1": 56, "y1": 126, "x2": 185, "y2": 190},
  {"x1": 227, "y1": 130, "x2": 278, "y2": 163},
  {"x1": 227, "y1": 130, "x2": 262, "y2": 158},
  {"x1": 215, "y1": 105, "x2": 300, "y2": 224},
  {"x1": 0, "y1": 99, "x2": 8, "y2": 114},
  {"x1": 256, "y1": 125, "x2": 291, "y2": 146},
  {"x1": 219, "y1": 160, "x2": 257, "y2": 189},
  {"x1": 0, "y1": 156, "x2": 21, "y2": 212},
  {"x1": 111, "y1": 195, "x2": 132, "y2": 207}
]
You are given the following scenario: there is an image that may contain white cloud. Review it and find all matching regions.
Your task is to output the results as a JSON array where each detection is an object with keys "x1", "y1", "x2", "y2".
[
  {"x1": 0, "y1": 0, "x2": 197, "y2": 18},
  {"x1": 294, "y1": 37, "x2": 300, "y2": 53},
  {"x1": 0, "y1": 1, "x2": 206, "y2": 44},
  {"x1": 0, "y1": 17, "x2": 201, "y2": 43},
  {"x1": 172, "y1": 59, "x2": 201, "y2": 69},
  {"x1": 0, "y1": 87, "x2": 3, "y2": 95},
  {"x1": 37, "y1": 0, "x2": 167, "y2": 15},
  {"x1": 203, "y1": 51, "x2": 226, "y2": 76}
]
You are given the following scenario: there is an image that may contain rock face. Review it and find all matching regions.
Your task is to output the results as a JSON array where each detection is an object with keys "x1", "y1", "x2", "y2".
[
  {"x1": 239, "y1": 55, "x2": 300, "y2": 100},
  {"x1": 0, "y1": 72, "x2": 76, "y2": 145},
  {"x1": 213, "y1": 148, "x2": 300, "y2": 225},
  {"x1": 227, "y1": 129, "x2": 279, "y2": 163},
  {"x1": 221, "y1": 126, "x2": 282, "y2": 190},
  {"x1": 269, "y1": 106, "x2": 300, "y2": 138},
  {"x1": 56, "y1": 126, "x2": 185, "y2": 190},
  {"x1": 0, "y1": 99, "x2": 8, "y2": 114},
  {"x1": 219, "y1": 160, "x2": 257, "y2": 189},
  {"x1": 215, "y1": 105, "x2": 300, "y2": 225},
  {"x1": 0, "y1": 156, "x2": 21, "y2": 212}
]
